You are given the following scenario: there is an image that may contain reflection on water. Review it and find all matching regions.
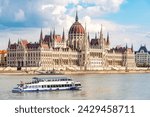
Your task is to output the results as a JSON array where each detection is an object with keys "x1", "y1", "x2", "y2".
[{"x1": 0, "y1": 73, "x2": 150, "y2": 100}]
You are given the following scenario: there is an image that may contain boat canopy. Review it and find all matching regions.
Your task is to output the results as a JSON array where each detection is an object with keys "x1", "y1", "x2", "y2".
[{"x1": 32, "y1": 77, "x2": 72, "y2": 82}]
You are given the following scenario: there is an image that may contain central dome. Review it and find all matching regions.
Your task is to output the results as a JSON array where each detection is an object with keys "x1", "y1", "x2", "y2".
[
  {"x1": 69, "y1": 21, "x2": 85, "y2": 34},
  {"x1": 69, "y1": 11, "x2": 85, "y2": 35}
]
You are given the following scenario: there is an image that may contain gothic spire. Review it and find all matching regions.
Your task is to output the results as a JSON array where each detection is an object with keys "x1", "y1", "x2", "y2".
[
  {"x1": 100, "y1": 24, "x2": 103, "y2": 39},
  {"x1": 131, "y1": 44, "x2": 133, "y2": 52},
  {"x1": 126, "y1": 43, "x2": 128, "y2": 50},
  {"x1": 107, "y1": 32, "x2": 110, "y2": 45},
  {"x1": 53, "y1": 28, "x2": 55, "y2": 39},
  {"x1": 40, "y1": 28, "x2": 43, "y2": 41},
  {"x1": 100, "y1": 24, "x2": 103, "y2": 33},
  {"x1": 18, "y1": 39, "x2": 20, "y2": 45},
  {"x1": 48, "y1": 29, "x2": 51, "y2": 47},
  {"x1": 50, "y1": 30, "x2": 53, "y2": 39},
  {"x1": 95, "y1": 33, "x2": 97, "y2": 39},
  {"x1": 75, "y1": 10, "x2": 78, "y2": 22},
  {"x1": 39, "y1": 29, "x2": 43, "y2": 44},
  {"x1": 8, "y1": 38, "x2": 11, "y2": 48},
  {"x1": 85, "y1": 23, "x2": 87, "y2": 32},
  {"x1": 62, "y1": 28, "x2": 65, "y2": 42}
]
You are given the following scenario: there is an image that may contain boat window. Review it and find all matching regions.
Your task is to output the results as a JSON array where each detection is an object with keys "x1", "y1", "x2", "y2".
[
  {"x1": 59, "y1": 85, "x2": 62, "y2": 87},
  {"x1": 47, "y1": 85, "x2": 50, "y2": 88},
  {"x1": 66, "y1": 84, "x2": 69, "y2": 87},
  {"x1": 42, "y1": 85, "x2": 46, "y2": 88},
  {"x1": 37, "y1": 85, "x2": 40, "y2": 88},
  {"x1": 75, "y1": 84, "x2": 81, "y2": 86}
]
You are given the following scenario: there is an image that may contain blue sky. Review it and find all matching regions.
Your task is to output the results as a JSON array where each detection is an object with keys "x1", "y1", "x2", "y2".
[
  {"x1": 104, "y1": 0, "x2": 150, "y2": 25},
  {"x1": 0, "y1": 0, "x2": 150, "y2": 50}
]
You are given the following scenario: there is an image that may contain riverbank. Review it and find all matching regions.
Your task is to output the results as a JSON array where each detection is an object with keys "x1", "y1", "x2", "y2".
[
  {"x1": 1, "y1": 69, "x2": 150, "y2": 75},
  {"x1": 62, "y1": 70, "x2": 150, "y2": 75}
]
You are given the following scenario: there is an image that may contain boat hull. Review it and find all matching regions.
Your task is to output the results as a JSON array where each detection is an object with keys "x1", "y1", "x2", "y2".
[{"x1": 12, "y1": 86, "x2": 81, "y2": 93}]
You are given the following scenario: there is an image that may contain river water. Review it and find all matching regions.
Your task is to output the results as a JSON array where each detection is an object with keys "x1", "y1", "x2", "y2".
[{"x1": 0, "y1": 73, "x2": 150, "y2": 100}]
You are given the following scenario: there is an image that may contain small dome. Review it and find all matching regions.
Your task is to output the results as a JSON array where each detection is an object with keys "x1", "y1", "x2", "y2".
[{"x1": 69, "y1": 21, "x2": 85, "y2": 34}]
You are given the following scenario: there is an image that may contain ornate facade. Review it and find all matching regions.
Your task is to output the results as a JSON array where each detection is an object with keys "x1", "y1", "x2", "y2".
[
  {"x1": 7, "y1": 12, "x2": 136, "y2": 70},
  {"x1": 135, "y1": 45, "x2": 150, "y2": 67}
]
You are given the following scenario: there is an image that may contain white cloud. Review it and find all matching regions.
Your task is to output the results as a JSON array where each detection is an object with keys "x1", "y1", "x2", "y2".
[
  {"x1": 42, "y1": 4, "x2": 66, "y2": 15},
  {"x1": 0, "y1": 0, "x2": 149, "y2": 51},
  {"x1": 79, "y1": 14, "x2": 150, "y2": 50},
  {"x1": 78, "y1": 0, "x2": 125, "y2": 16},
  {"x1": 15, "y1": 9, "x2": 25, "y2": 22},
  {"x1": 145, "y1": 32, "x2": 150, "y2": 38},
  {"x1": 0, "y1": 20, "x2": 147, "y2": 51}
]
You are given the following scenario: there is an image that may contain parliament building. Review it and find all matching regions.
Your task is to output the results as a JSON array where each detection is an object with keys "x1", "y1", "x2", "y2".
[{"x1": 7, "y1": 12, "x2": 136, "y2": 71}]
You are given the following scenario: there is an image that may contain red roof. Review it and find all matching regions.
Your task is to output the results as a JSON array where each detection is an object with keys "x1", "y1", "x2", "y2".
[
  {"x1": 41, "y1": 44, "x2": 49, "y2": 49},
  {"x1": 55, "y1": 35, "x2": 62, "y2": 43},
  {"x1": 69, "y1": 21, "x2": 85, "y2": 34},
  {"x1": 21, "y1": 40, "x2": 28, "y2": 46}
]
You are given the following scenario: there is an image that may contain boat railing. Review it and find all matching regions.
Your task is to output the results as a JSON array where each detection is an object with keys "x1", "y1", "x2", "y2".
[{"x1": 32, "y1": 78, "x2": 72, "y2": 82}]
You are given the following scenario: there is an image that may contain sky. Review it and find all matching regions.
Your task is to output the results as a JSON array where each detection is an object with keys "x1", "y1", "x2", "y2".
[{"x1": 0, "y1": 0, "x2": 150, "y2": 50}]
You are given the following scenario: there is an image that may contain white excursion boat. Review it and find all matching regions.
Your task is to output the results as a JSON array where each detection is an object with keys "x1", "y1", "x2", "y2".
[{"x1": 12, "y1": 77, "x2": 82, "y2": 93}]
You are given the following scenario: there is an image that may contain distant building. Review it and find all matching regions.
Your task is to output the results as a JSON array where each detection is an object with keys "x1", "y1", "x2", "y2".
[
  {"x1": 0, "y1": 50, "x2": 7, "y2": 67},
  {"x1": 7, "y1": 12, "x2": 136, "y2": 71},
  {"x1": 135, "y1": 45, "x2": 150, "y2": 67}
]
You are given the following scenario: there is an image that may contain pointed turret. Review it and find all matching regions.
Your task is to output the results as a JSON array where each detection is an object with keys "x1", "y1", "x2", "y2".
[
  {"x1": 107, "y1": 32, "x2": 110, "y2": 45},
  {"x1": 39, "y1": 29, "x2": 43, "y2": 44},
  {"x1": 8, "y1": 38, "x2": 11, "y2": 48},
  {"x1": 100, "y1": 24, "x2": 103, "y2": 39},
  {"x1": 95, "y1": 33, "x2": 97, "y2": 39},
  {"x1": 18, "y1": 39, "x2": 20, "y2": 45},
  {"x1": 53, "y1": 28, "x2": 55, "y2": 39},
  {"x1": 131, "y1": 44, "x2": 133, "y2": 52},
  {"x1": 85, "y1": 23, "x2": 87, "y2": 32},
  {"x1": 62, "y1": 28, "x2": 65, "y2": 42},
  {"x1": 75, "y1": 10, "x2": 78, "y2": 22},
  {"x1": 50, "y1": 30, "x2": 53, "y2": 40},
  {"x1": 126, "y1": 43, "x2": 128, "y2": 50},
  {"x1": 48, "y1": 29, "x2": 51, "y2": 48},
  {"x1": 40, "y1": 29, "x2": 43, "y2": 41}
]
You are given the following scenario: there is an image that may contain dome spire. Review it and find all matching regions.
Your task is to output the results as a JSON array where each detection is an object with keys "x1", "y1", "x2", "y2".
[{"x1": 75, "y1": 10, "x2": 78, "y2": 22}]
